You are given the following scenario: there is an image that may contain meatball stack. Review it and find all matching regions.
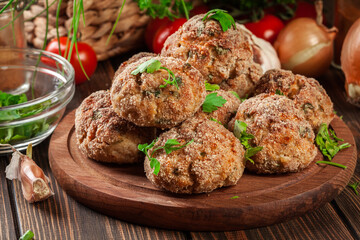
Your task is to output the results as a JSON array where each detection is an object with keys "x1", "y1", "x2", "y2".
[{"x1": 75, "y1": 12, "x2": 335, "y2": 195}]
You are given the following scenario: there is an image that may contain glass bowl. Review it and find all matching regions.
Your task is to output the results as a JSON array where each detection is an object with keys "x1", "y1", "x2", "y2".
[{"x1": 0, "y1": 48, "x2": 75, "y2": 154}]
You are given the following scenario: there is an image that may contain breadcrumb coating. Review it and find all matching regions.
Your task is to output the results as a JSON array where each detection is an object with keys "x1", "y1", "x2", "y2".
[
  {"x1": 229, "y1": 93, "x2": 317, "y2": 174},
  {"x1": 145, "y1": 116, "x2": 245, "y2": 193},
  {"x1": 75, "y1": 90, "x2": 155, "y2": 163}
]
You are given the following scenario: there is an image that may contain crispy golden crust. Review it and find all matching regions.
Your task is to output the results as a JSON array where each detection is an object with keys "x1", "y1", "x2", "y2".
[
  {"x1": 195, "y1": 89, "x2": 240, "y2": 125},
  {"x1": 253, "y1": 69, "x2": 334, "y2": 131},
  {"x1": 111, "y1": 56, "x2": 206, "y2": 128},
  {"x1": 113, "y1": 52, "x2": 157, "y2": 81},
  {"x1": 229, "y1": 93, "x2": 317, "y2": 174},
  {"x1": 145, "y1": 116, "x2": 245, "y2": 194},
  {"x1": 75, "y1": 90, "x2": 155, "y2": 164},
  {"x1": 161, "y1": 14, "x2": 262, "y2": 97}
]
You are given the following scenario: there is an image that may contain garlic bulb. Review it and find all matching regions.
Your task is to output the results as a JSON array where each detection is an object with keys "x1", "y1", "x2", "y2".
[
  {"x1": 341, "y1": 17, "x2": 360, "y2": 106},
  {"x1": 240, "y1": 24, "x2": 281, "y2": 72}
]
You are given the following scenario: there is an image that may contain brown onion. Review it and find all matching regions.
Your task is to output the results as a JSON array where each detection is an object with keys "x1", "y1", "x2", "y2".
[
  {"x1": 341, "y1": 17, "x2": 360, "y2": 106},
  {"x1": 274, "y1": 18, "x2": 337, "y2": 77}
]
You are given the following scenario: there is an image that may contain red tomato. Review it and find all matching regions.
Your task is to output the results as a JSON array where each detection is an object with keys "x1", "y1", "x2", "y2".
[
  {"x1": 45, "y1": 37, "x2": 97, "y2": 85},
  {"x1": 244, "y1": 14, "x2": 284, "y2": 44},
  {"x1": 152, "y1": 18, "x2": 187, "y2": 54},
  {"x1": 190, "y1": 5, "x2": 209, "y2": 16},
  {"x1": 145, "y1": 17, "x2": 171, "y2": 51}
]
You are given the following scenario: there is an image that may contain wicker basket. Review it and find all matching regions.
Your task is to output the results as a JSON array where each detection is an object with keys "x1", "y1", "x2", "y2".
[{"x1": 24, "y1": 0, "x2": 150, "y2": 61}]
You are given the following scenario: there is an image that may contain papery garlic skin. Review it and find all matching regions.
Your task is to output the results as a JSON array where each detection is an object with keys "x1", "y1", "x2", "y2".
[
  {"x1": 240, "y1": 25, "x2": 281, "y2": 72},
  {"x1": 341, "y1": 17, "x2": 360, "y2": 106},
  {"x1": 4, "y1": 144, "x2": 54, "y2": 203}
]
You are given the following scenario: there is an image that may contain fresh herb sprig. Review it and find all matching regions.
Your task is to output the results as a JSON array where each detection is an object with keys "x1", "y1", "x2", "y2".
[
  {"x1": 19, "y1": 229, "x2": 34, "y2": 240},
  {"x1": 205, "y1": 81, "x2": 220, "y2": 91},
  {"x1": 233, "y1": 120, "x2": 263, "y2": 163},
  {"x1": 131, "y1": 59, "x2": 179, "y2": 89},
  {"x1": 202, "y1": 92, "x2": 227, "y2": 113},
  {"x1": 135, "y1": 0, "x2": 192, "y2": 20},
  {"x1": 275, "y1": 89, "x2": 284, "y2": 95},
  {"x1": 315, "y1": 123, "x2": 351, "y2": 161},
  {"x1": 348, "y1": 181, "x2": 360, "y2": 195},
  {"x1": 202, "y1": 9, "x2": 236, "y2": 32},
  {"x1": 138, "y1": 138, "x2": 194, "y2": 175}
]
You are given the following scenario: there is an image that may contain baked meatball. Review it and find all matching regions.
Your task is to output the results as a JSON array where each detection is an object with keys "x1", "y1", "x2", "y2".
[
  {"x1": 161, "y1": 14, "x2": 262, "y2": 97},
  {"x1": 111, "y1": 56, "x2": 206, "y2": 128},
  {"x1": 228, "y1": 93, "x2": 317, "y2": 174},
  {"x1": 253, "y1": 69, "x2": 334, "y2": 131},
  {"x1": 113, "y1": 52, "x2": 156, "y2": 80},
  {"x1": 195, "y1": 89, "x2": 240, "y2": 126},
  {"x1": 145, "y1": 116, "x2": 245, "y2": 194},
  {"x1": 75, "y1": 90, "x2": 155, "y2": 164}
]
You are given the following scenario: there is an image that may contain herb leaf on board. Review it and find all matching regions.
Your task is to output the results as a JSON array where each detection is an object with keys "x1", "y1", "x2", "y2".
[
  {"x1": 202, "y1": 92, "x2": 227, "y2": 113},
  {"x1": 202, "y1": 9, "x2": 236, "y2": 32}
]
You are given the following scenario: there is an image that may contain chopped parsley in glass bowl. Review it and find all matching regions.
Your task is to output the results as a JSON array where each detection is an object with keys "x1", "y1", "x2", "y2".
[{"x1": 0, "y1": 48, "x2": 75, "y2": 154}]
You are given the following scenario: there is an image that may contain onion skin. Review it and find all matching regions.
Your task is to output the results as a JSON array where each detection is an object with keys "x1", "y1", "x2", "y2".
[
  {"x1": 274, "y1": 18, "x2": 337, "y2": 77},
  {"x1": 341, "y1": 18, "x2": 360, "y2": 106}
]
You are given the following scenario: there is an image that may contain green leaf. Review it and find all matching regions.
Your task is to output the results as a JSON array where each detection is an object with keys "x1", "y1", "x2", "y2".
[
  {"x1": 202, "y1": 9, "x2": 236, "y2": 32},
  {"x1": 230, "y1": 196, "x2": 239, "y2": 199},
  {"x1": 19, "y1": 230, "x2": 34, "y2": 240},
  {"x1": 202, "y1": 92, "x2": 227, "y2": 113},
  {"x1": 245, "y1": 146, "x2": 263, "y2": 163},
  {"x1": 348, "y1": 181, "x2": 360, "y2": 195},
  {"x1": 205, "y1": 81, "x2": 220, "y2": 91},
  {"x1": 150, "y1": 157, "x2": 161, "y2": 175},
  {"x1": 315, "y1": 123, "x2": 351, "y2": 161},
  {"x1": 316, "y1": 161, "x2": 347, "y2": 169},
  {"x1": 275, "y1": 89, "x2": 284, "y2": 95},
  {"x1": 163, "y1": 138, "x2": 194, "y2": 154},
  {"x1": 210, "y1": 117, "x2": 223, "y2": 125},
  {"x1": 131, "y1": 59, "x2": 162, "y2": 75}
]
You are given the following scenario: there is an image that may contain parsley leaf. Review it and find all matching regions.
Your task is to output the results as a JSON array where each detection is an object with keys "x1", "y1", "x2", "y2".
[
  {"x1": 210, "y1": 117, "x2": 223, "y2": 125},
  {"x1": 202, "y1": 9, "x2": 236, "y2": 32},
  {"x1": 275, "y1": 89, "x2": 284, "y2": 95},
  {"x1": 19, "y1": 229, "x2": 34, "y2": 240},
  {"x1": 348, "y1": 181, "x2": 360, "y2": 195},
  {"x1": 135, "y1": 0, "x2": 192, "y2": 20},
  {"x1": 205, "y1": 81, "x2": 220, "y2": 91},
  {"x1": 202, "y1": 92, "x2": 227, "y2": 113},
  {"x1": 316, "y1": 123, "x2": 351, "y2": 161},
  {"x1": 131, "y1": 59, "x2": 161, "y2": 75},
  {"x1": 131, "y1": 59, "x2": 179, "y2": 89},
  {"x1": 230, "y1": 91, "x2": 247, "y2": 102},
  {"x1": 233, "y1": 120, "x2": 262, "y2": 163},
  {"x1": 138, "y1": 138, "x2": 194, "y2": 175},
  {"x1": 230, "y1": 196, "x2": 239, "y2": 199}
]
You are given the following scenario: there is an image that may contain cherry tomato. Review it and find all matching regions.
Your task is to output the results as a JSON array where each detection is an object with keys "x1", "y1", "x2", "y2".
[
  {"x1": 145, "y1": 17, "x2": 171, "y2": 51},
  {"x1": 190, "y1": 5, "x2": 209, "y2": 16},
  {"x1": 244, "y1": 14, "x2": 284, "y2": 44},
  {"x1": 45, "y1": 37, "x2": 97, "y2": 85},
  {"x1": 152, "y1": 18, "x2": 187, "y2": 54}
]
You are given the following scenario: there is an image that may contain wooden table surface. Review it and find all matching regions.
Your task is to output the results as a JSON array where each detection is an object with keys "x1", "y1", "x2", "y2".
[{"x1": 1, "y1": 51, "x2": 359, "y2": 240}]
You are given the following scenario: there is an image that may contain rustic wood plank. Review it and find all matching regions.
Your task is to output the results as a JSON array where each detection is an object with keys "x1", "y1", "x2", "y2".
[
  {"x1": 0, "y1": 155, "x2": 17, "y2": 239},
  {"x1": 190, "y1": 204, "x2": 353, "y2": 240}
]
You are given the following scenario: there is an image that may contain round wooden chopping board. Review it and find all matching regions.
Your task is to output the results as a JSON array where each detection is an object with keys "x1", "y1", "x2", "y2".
[{"x1": 48, "y1": 110, "x2": 357, "y2": 231}]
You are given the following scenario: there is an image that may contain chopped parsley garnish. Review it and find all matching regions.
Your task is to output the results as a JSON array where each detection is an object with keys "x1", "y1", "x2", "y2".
[
  {"x1": 138, "y1": 138, "x2": 194, "y2": 175},
  {"x1": 0, "y1": 92, "x2": 56, "y2": 144},
  {"x1": 230, "y1": 91, "x2": 247, "y2": 102},
  {"x1": 205, "y1": 81, "x2": 220, "y2": 91},
  {"x1": 230, "y1": 196, "x2": 239, "y2": 199},
  {"x1": 131, "y1": 59, "x2": 179, "y2": 89},
  {"x1": 316, "y1": 161, "x2": 347, "y2": 169},
  {"x1": 202, "y1": 92, "x2": 227, "y2": 113},
  {"x1": 19, "y1": 230, "x2": 34, "y2": 240},
  {"x1": 348, "y1": 181, "x2": 360, "y2": 195},
  {"x1": 233, "y1": 120, "x2": 263, "y2": 163},
  {"x1": 315, "y1": 123, "x2": 351, "y2": 161},
  {"x1": 275, "y1": 89, "x2": 284, "y2": 95},
  {"x1": 210, "y1": 117, "x2": 223, "y2": 125},
  {"x1": 202, "y1": 9, "x2": 236, "y2": 32}
]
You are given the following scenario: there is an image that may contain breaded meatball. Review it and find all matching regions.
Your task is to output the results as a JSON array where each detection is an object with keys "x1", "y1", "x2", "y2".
[
  {"x1": 161, "y1": 14, "x2": 262, "y2": 97},
  {"x1": 113, "y1": 52, "x2": 156, "y2": 80},
  {"x1": 253, "y1": 69, "x2": 334, "y2": 131},
  {"x1": 75, "y1": 90, "x2": 155, "y2": 164},
  {"x1": 111, "y1": 56, "x2": 206, "y2": 128},
  {"x1": 145, "y1": 116, "x2": 245, "y2": 194},
  {"x1": 195, "y1": 90, "x2": 240, "y2": 125},
  {"x1": 228, "y1": 94, "x2": 317, "y2": 174}
]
